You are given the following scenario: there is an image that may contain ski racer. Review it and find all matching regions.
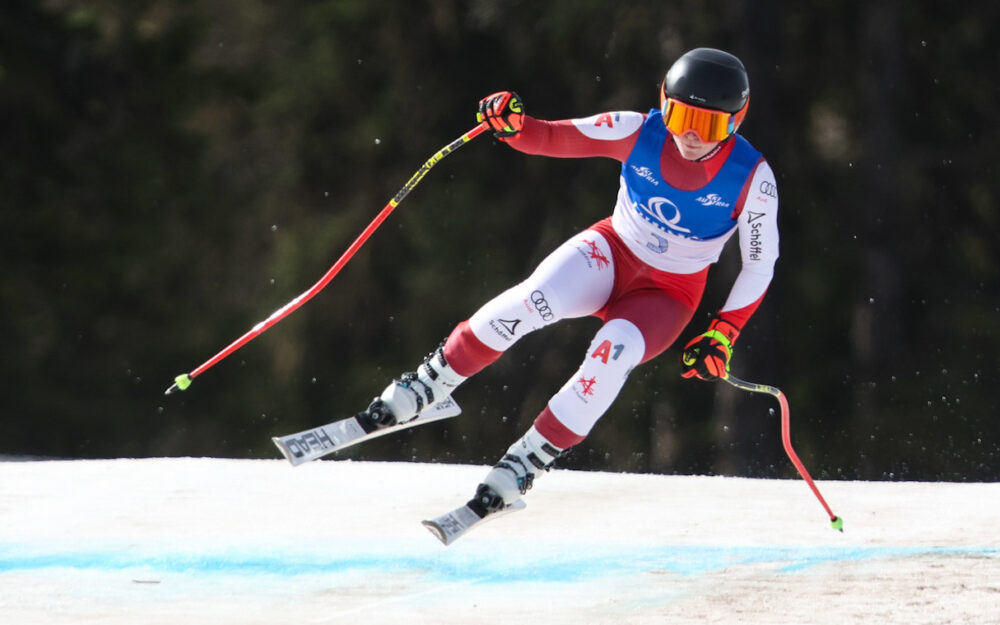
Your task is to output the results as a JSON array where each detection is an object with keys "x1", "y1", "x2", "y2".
[{"x1": 356, "y1": 47, "x2": 780, "y2": 519}]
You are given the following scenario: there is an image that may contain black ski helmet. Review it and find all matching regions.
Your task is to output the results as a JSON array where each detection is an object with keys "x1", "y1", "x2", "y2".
[{"x1": 661, "y1": 48, "x2": 750, "y2": 115}]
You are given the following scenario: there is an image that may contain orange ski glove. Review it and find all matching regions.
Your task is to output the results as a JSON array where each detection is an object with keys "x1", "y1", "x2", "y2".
[
  {"x1": 680, "y1": 317, "x2": 741, "y2": 381},
  {"x1": 477, "y1": 91, "x2": 525, "y2": 138}
]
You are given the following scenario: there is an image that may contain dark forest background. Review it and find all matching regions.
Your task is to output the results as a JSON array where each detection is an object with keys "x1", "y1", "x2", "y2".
[{"x1": 2, "y1": 1, "x2": 998, "y2": 482}]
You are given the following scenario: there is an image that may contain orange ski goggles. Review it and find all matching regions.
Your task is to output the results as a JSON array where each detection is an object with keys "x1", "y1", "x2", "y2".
[{"x1": 660, "y1": 96, "x2": 748, "y2": 143}]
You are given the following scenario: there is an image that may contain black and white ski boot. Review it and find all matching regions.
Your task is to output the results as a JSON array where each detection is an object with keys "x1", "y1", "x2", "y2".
[
  {"x1": 356, "y1": 345, "x2": 466, "y2": 433},
  {"x1": 422, "y1": 427, "x2": 563, "y2": 545},
  {"x1": 479, "y1": 425, "x2": 564, "y2": 506}
]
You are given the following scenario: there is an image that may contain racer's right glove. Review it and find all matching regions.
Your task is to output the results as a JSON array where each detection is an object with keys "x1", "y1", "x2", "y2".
[{"x1": 477, "y1": 91, "x2": 525, "y2": 139}]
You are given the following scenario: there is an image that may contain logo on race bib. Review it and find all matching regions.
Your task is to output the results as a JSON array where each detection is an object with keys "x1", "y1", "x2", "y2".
[
  {"x1": 630, "y1": 165, "x2": 660, "y2": 186},
  {"x1": 695, "y1": 193, "x2": 730, "y2": 207},
  {"x1": 634, "y1": 197, "x2": 692, "y2": 235}
]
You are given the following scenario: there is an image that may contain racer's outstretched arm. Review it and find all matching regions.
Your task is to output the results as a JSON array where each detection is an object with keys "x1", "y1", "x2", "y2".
[{"x1": 718, "y1": 160, "x2": 780, "y2": 329}]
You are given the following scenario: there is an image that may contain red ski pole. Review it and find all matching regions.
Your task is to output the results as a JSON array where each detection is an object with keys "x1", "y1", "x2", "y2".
[
  {"x1": 165, "y1": 122, "x2": 491, "y2": 395},
  {"x1": 724, "y1": 374, "x2": 843, "y2": 531}
]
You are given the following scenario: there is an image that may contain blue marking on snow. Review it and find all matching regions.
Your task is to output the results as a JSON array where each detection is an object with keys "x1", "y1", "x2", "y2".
[{"x1": 0, "y1": 543, "x2": 995, "y2": 582}]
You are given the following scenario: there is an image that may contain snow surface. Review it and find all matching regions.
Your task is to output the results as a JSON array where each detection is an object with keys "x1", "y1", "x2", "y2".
[{"x1": 1, "y1": 458, "x2": 998, "y2": 624}]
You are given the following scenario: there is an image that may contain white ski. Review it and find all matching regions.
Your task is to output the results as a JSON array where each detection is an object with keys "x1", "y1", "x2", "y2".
[
  {"x1": 422, "y1": 498, "x2": 526, "y2": 546},
  {"x1": 272, "y1": 397, "x2": 461, "y2": 466}
]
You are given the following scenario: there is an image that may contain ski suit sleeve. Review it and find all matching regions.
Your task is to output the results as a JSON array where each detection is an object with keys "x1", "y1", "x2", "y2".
[
  {"x1": 717, "y1": 160, "x2": 780, "y2": 331},
  {"x1": 503, "y1": 112, "x2": 646, "y2": 162}
]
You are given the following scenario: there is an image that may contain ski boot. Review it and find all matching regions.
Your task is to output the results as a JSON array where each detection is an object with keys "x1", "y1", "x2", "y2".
[
  {"x1": 472, "y1": 425, "x2": 564, "y2": 517},
  {"x1": 421, "y1": 425, "x2": 565, "y2": 544},
  {"x1": 355, "y1": 344, "x2": 467, "y2": 434}
]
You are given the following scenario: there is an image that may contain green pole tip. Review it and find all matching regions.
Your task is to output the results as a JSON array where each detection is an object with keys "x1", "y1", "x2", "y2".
[
  {"x1": 165, "y1": 373, "x2": 192, "y2": 395},
  {"x1": 831, "y1": 516, "x2": 844, "y2": 532}
]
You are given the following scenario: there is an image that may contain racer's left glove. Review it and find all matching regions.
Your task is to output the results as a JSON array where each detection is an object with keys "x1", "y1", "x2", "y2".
[{"x1": 680, "y1": 317, "x2": 741, "y2": 381}]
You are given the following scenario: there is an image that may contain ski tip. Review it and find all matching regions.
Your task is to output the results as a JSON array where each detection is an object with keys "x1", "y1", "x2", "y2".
[
  {"x1": 830, "y1": 516, "x2": 844, "y2": 532},
  {"x1": 421, "y1": 520, "x2": 451, "y2": 546},
  {"x1": 270, "y1": 437, "x2": 303, "y2": 467}
]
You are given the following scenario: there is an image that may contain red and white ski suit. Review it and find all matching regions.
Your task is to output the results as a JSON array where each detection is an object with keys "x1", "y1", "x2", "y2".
[{"x1": 442, "y1": 111, "x2": 779, "y2": 448}]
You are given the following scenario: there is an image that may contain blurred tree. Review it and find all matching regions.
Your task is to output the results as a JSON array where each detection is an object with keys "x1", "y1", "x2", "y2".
[{"x1": 1, "y1": 0, "x2": 997, "y2": 482}]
